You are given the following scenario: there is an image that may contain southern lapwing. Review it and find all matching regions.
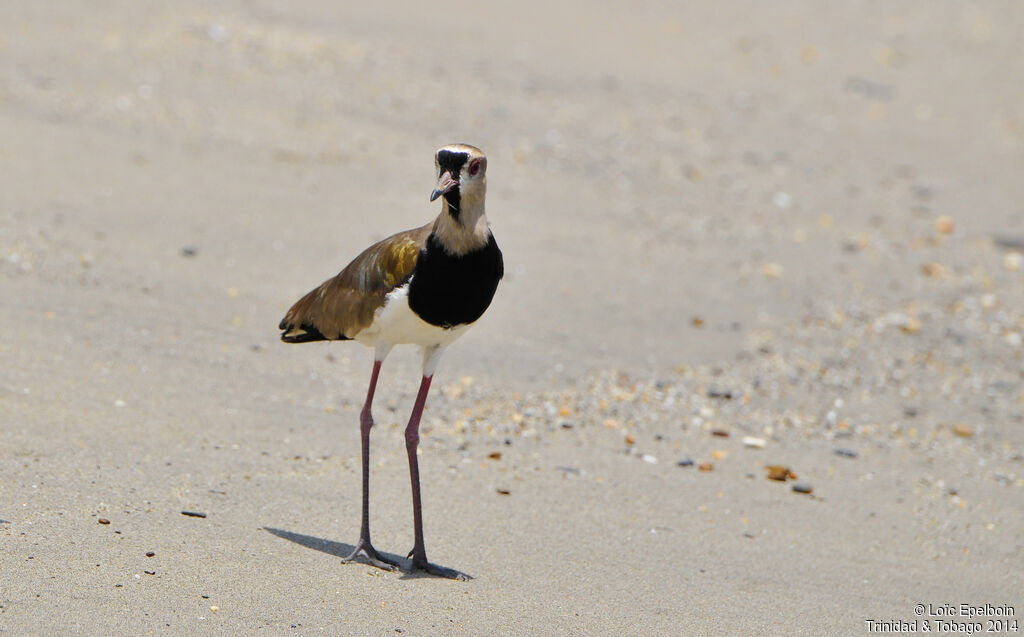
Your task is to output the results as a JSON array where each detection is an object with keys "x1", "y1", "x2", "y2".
[{"x1": 279, "y1": 144, "x2": 503, "y2": 579}]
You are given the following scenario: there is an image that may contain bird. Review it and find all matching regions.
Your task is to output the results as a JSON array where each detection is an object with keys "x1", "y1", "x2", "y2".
[{"x1": 279, "y1": 144, "x2": 503, "y2": 579}]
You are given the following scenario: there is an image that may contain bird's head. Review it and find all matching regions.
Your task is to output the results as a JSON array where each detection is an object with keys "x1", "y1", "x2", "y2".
[{"x1": 430, "y1": 144, "x2": 487, "y2": 219}]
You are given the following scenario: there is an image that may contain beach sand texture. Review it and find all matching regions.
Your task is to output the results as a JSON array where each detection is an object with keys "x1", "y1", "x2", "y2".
[{"x1": 2, "y1": 2, "x2": 1023, "y2": 634}]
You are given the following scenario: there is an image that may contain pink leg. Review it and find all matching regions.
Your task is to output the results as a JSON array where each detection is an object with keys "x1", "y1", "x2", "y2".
[
  {"x1": 405, "y1": 375, "x2": 467, "y2": 579},
  {"x1": 342, "y1": 360, "x2": 397, "y2": 570}
]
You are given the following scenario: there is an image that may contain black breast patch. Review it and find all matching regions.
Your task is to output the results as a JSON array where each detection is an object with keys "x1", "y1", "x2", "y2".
[{"x1": 408, "y1": 233, "x2": 503, "y2": 328}]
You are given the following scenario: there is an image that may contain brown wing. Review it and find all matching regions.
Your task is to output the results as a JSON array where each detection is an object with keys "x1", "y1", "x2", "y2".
[{"x1": 279, "y1": 223, "x2": 432, "y2": 342}]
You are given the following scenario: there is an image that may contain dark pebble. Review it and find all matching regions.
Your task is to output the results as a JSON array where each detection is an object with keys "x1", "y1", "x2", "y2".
[
  {"x1": 792, "y1": 483, "x2": 813, "y2": 494},
  {"x1": 145, "y1": 552, "x2": 155, "y2": 557},
  {"x1": 181, "y1": 510, "x2": 207, "y2": 518},
  {"x1": 180, "y1": 246, "x2": 198, "y2": 257},
  {"x1": 677, "y1": 458, "x2": 695, "y2": 467},
  {"x1": 834, "y1": 448, "x2": 858, "y2": 458},
  {"x1": 495, "y1": 488, "x2": 511, "y2": 495},
  {"x1": 845, "y1": 76, "x2": 895, "y2": 101},
  {"x1": 912, "y1": 184, "x2": 934, "y2": 200},
  {"x1": 707, "y1": 389, "x2": 734, "y2": 400},
  {"x1": 98, "y1": 518, "x2": 110, "y2": 525},
  {"x1": 144, "y1": 570, "x2": 156, "y2": 575},
  {"x1": 711, "y1": 429, "x2": 730, "y2": 437},
  {"x1": 993, "y1": 234, "x2": 1024, "y2": 250}
]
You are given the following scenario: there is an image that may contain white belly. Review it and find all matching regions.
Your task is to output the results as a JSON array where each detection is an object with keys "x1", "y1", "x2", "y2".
[{"x1": 354, "y1": 284, "x2": 471, "y2": 350}]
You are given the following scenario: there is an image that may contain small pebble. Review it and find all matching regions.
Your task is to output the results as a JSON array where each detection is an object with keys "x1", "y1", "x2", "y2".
[
  {"x1": 834, "y1": 448, "x2": 858, "y2": 458},
  {"x1": 742, "y1": 436, "x2": 766, "y2": 449},
  {"x1": 900, "y1": 318, "x2": 922, "y2": 334},
  {"x1": 952, "y1": 424, "x2": 974, "y2": 438},
  {"x1": 145, "y1": 552, "x2": 155, "y2": 557},
  {"x1": 677, "y1": 458, "x2": 694, "y2": 467},
  {"x1": 935, "y1": 216, "x2": 955, "y2": 234},
  {"x1": 711, "y1": 429, "x2": 730, "y2": 437},
  {"x1": 1004, "y1": 252, "x2": 1023, "y2": 271},
  {"x1": 98, "y1": 518, "x2": 111, "y2": 525},
  {"x1": 698, "y1": 462, "x2": 714, "y2": 472},
  {"x1": 993, "y1": 235, "x2": 1024, "y2": 250},
  {"x1": 792, "y1": 484, "x2": 813, "y2": 494},
  {"x1": 180, "y1": 246, "x2": 198, "y2": 258},
  {"x1": 495, "y1": 488, "x2": 511, "y2": 495},
  {"x1": 766, "y1": 465, "x2": 796, "y2": 481},
  {"x1": 143, "y1": 570, "x2": 156, "y2": 575},
  {"x1": 487, "y1": 452, "x2": 501, "y2": 460},
  {"x1": 181, "y1": 510, "x2": 207, "y2": 518},
  {"x1": 641, "y1": 454, "x2": 658, "y2": 464},
  {"x1": 625, "y1": 432, "x2": 636, "y2": 445}
]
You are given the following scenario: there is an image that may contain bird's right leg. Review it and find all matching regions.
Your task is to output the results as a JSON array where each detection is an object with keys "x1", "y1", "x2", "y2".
[{"x1": 342, "y1": 357, "x2": 398, "y2": 570}]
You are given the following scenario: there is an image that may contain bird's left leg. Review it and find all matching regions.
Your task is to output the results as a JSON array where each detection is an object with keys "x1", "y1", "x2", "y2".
[{"x1": 404, "y1": 346, "x2": 467, "y2": 580}]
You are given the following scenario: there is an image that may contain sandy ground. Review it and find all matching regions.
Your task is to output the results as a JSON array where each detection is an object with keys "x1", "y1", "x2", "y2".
[{"x1": 2, "y1": 1, "x2": 1023, "y2": 634}]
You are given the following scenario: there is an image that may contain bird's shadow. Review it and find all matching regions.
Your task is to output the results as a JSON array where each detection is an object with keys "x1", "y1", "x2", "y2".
[{"x1": 262, "y1": 526, "x2": 472, "y2": 581}]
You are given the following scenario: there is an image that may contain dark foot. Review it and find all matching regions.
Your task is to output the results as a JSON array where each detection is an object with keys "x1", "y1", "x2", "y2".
[
  {"x1": 408, "y1": 550, "x2": 470, "y2": 580},
  {"x1": 343, "y1": 539, "x2": 398, "y2": 571}
]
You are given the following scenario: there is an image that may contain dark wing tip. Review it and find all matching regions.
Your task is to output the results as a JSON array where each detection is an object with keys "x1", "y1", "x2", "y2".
[
  {"x1": 280, "y1": 322, "x2": 328, "y2": 343},
  {"x1": 279, "y1": 321, "x2": 352, "y2": 343}
]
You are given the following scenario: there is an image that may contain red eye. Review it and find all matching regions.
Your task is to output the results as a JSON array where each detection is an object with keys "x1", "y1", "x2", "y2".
[{"x1": 468, "y1": 160, "x2": 481, "y2": 176}]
